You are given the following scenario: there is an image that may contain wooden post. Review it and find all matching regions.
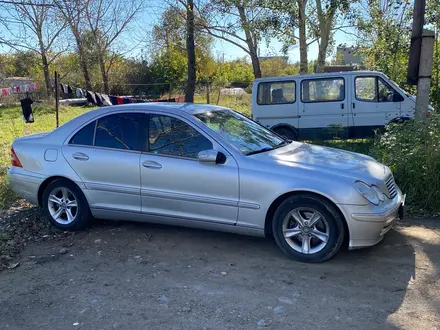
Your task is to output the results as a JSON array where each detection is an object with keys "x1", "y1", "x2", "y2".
[
  {"x1": 169, "y1": 83, "x2": 172, "y2": 101},
  {"x1": 206, "y1": 81, "x2": 210, "y2": 104},
  {"x1": 55, "y1": 71, "x2": 59, "y2": 128}
]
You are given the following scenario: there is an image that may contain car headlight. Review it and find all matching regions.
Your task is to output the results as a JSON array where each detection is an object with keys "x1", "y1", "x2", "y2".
[{"x1": 355, "y1": 181, "x2": 385, "y2": 205}]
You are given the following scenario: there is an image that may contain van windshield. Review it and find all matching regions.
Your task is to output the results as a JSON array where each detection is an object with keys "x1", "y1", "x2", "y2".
[
  {"x1": 389, "y1": 79, "x2": 410, "y2": 97},
  {"x1": 194, "y1": 110, "x2": 288, "y2": 155}
]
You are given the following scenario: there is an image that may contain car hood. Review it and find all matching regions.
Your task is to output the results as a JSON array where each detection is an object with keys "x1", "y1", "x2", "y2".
[{"x1": 251, "y1": 142, "x2": 390, "y2": 182}]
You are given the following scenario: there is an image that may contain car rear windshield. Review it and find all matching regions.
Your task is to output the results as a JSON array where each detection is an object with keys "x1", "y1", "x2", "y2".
[{"x1": 193, "y1": 110, "x2": 284, "y2": 155}]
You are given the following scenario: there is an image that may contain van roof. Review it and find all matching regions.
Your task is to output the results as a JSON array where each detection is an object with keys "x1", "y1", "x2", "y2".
[{"x1": 254, "y1": 71, "x2": 386, "y2": 82}]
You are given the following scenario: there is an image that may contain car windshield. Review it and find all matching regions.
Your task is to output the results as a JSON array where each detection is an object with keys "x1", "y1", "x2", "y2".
[{"x1": 194, "y1": 110, "x2": 287, "y2": 155}]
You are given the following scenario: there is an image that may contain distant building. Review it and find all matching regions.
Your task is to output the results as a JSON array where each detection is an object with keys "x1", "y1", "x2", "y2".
[
  {"x1": 259, "y1": 56, "x2": 289, "y2": 64},
  {"x1": 336, "y1": 46, "x2": 364, "y2": 65}
]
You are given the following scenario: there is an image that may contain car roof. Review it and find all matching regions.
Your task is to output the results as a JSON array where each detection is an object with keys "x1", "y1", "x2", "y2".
[
  {"x1": 48, "y1": 102, "x2": 232, "y2": 142},
  {"x1": 254, "y1": 71, "x2": 386, "y2": 82},
  {"x1": 89, "y1": 102, "x2": 231, "y2": 114}
]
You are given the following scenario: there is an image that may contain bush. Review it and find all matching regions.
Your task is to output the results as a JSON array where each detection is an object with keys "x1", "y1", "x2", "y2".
[{"x1": 371, "y1": 115, "x2": 440, "y2": 213}]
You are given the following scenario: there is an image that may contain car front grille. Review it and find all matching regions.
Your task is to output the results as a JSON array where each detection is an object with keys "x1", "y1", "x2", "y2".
[{"x1": 385, "y1": 176, "x2": 397, "y2": 199}]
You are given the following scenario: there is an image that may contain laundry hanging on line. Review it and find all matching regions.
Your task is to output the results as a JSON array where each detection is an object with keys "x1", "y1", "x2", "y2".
[
  {"x1": 20, "y1": 97, "x2": 34, "y2": 123},
  {"x1": 0, "y1": 82, "x2": 40, "y2": 98}
]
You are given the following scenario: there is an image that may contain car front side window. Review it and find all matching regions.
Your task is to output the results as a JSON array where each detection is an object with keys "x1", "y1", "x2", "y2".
[{"x1": 148, "y1": 114, "x2": 213, "y2": 159}]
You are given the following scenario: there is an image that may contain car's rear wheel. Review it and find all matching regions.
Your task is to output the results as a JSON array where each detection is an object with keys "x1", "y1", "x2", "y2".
[
  {"x1": 43, "y1": 179, "x2": 90, "y2": 230},
  {"x1": 272, "y1": 194, "x2": 345, "y2": 262}
]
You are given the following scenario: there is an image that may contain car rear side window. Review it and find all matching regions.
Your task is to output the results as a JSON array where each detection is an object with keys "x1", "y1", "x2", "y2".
[
  {"x1": 95, "y1": 113, "x2": 143, "y2": 151},
  {"x1": 69, "y1": 121, "x2": 96, "y2": 146},
  {"x1": 148, "y1": 115, "x2": 213, "y2": 158},
  {"x1": 301, "y1": 78, "x2": 345, "y2": 102},
  {"x1": 257, "y1": 81, "x2": 296, "y2": 105}
]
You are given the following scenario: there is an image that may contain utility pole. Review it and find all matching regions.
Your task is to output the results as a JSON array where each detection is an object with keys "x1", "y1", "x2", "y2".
[
  {"x1": 407, "y1": 0, "x2": 435, "y2": 120},
  {"x1": 415, "y1": 30, "x2": 435, "y2": 120}
]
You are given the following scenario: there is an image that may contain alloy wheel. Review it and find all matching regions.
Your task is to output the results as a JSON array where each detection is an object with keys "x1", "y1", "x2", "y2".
[{"x1": 282, "y1": 207, "x2": 330, "y2": 254}]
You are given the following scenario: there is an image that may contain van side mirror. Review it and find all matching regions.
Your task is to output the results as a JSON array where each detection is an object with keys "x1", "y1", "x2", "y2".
[
  {"x1": 197, "y1": 150, "x2": 226, "y2": 165},
  {"x1": 393, "y1": 93, "x2": 404, "y2": 102}
]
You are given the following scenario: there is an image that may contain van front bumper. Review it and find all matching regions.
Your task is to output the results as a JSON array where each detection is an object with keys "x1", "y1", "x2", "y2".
[{"x1": 342, "y1": 190, "x2": 405, "y2": 249}]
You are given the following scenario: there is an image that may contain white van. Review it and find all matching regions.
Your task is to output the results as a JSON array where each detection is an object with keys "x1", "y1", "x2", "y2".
[{"x1": 251, "y1": 71, "x2": 421, "y2": 140}]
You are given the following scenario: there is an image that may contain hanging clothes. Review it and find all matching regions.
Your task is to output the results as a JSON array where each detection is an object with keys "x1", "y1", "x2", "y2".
[
  {"x1": 95, "y1": 93, "x2": 103, "y2": 106},
  {"x1": 76, "y1": 88, "x2": 84, "y2": 98},
  {"x1": 1, "y1": 88, "x2": 7, "y2": 97},
  {"x1": 109, "y1": 95, "x2": 118, "y2": 105},
  {"x1": 60, "y1": 83, "x2": 69, "y2": 94},
  {"x1": 86, "y1": 90, "x2": 97, "y2": 105},
  {"x1": 20, "y1": 97, "x2": 34, "y2": 123},
  {"x1": 100, "y1": 94, "x2": 112, "y2": 106}
]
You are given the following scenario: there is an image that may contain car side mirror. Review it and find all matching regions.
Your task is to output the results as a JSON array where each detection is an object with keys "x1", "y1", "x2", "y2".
[
  {"x1": 197, "y1": 150, "x2": 226, "y2": 165},
  {"x1": 393, "y1": 92, "x2": 404, "y2": 102}
]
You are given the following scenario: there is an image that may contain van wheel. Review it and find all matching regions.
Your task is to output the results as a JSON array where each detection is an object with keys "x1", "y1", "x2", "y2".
[
  {"x1": 273, "y1": 126, "x2": 298, "y2": 140},
  {"x1": 272, "y1": 194, "x2": 345, "y2": 263}
]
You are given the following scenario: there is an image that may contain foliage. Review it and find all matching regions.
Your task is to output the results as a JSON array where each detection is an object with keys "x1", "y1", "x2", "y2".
[
  {"x1": 260, "y1": 58, "x2": 300, "y2": 77},
  {"x1": 371, "y1": 116, "x2": 440, "y2": 212}
]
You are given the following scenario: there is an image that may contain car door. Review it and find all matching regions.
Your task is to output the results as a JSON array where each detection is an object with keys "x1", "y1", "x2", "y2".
[
  {"x1": 140, "y1": 112, "x2": 239, "y2": 225},
  {"x1": 299, "y1": 77, "x2": 349, "y2": 140},
  {"x1": 63, "y1": 112, "x2": 143, "y2": 213},
  {"x1": 350, "y1": 75, "x2": 401, "y2": 137}
]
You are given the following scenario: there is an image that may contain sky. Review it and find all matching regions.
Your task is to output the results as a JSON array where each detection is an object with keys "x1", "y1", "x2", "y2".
[
  {"x1": 140, "y1": 3, "x2": 355, "y2": 64},
  {"x1": 0, "y1": 2, "x2": 355, "y2": 64}
]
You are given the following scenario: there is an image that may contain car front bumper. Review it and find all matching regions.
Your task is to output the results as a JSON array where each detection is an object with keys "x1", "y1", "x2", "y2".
[{"x1": 341, "y1": 188, "x2": 405, "y2": 249}]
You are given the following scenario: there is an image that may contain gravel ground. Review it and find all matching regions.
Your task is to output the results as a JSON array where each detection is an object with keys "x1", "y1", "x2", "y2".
[{"x1": 0, "y1": 213, "x2": 439, "y2": 330}]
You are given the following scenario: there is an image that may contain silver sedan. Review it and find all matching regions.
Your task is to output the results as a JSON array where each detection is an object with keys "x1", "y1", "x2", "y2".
[{"x1": 8, "y1": 103, "x2": 405, "y2": 262}]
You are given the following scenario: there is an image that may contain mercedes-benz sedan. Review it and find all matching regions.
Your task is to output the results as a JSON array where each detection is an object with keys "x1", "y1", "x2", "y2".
[{"x1": 8, "y1": 103, "x2": 405, "y2": 262}]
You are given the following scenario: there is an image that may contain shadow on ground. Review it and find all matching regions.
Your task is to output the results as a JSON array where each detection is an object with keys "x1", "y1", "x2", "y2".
[{"x1": 0, "y1": 217, "x2": 433, "y2": 329}]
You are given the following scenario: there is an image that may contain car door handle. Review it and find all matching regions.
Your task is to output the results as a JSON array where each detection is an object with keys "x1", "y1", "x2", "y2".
[
  {"x1": 142, "y1": 160, "x2": 162, "y2": 169},
  {"x1": 72, "y1": 152, "x2": 89, "y2": 161},
  {"x1": 352, "y1": 103, "x2": 356, "y2": 109},
  {"x1": 340, "y1": 103, "x2": 344, "y2": 109}
]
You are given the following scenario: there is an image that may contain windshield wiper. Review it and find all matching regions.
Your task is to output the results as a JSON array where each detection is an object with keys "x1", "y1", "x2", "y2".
[
  {"x1": 246, "y1": 140, "x2": 291, "y2": 156},
  {"x1": 246, "y1": 147, "x2": 275, "y2": 156}
]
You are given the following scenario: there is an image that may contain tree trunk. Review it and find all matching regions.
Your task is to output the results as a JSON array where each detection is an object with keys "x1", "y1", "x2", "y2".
[
  {"x1": 41, "y1": 53, "x2": 52, "y2": 98},
  {"x1": 237, "y1": 5, "x2": 261, "y2": 78},
  {"x1": 99, "y1": 53, "x2": 110, "y2": 95},
  {"x1": 73, "y1": 32, "x2": 92, "y2": 90},
  {"x1": 298, "y1": 0, "x2": 308, "y2": 74},
  {"x1": 315, "y1": 32, "x2": 329, "y2": 73},
  {"x1": 185, "y1": 0, "x2": 196, "y2": 103}
]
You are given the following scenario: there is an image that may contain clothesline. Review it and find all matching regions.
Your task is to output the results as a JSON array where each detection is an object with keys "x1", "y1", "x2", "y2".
[
  {"x1": 60, "y1": 81, "x2": 185, "y2": 106},
  {"x1": 1, "y1": 82, "x2": 40, "y2": 97}
]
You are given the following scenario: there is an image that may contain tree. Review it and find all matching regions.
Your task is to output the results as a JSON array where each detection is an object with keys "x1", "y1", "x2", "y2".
[
  {"x1": 355, "y1": 0, "x2": 413, "y2": 83},
  {"x1": 0, "y1": 0, "x2": 67, "y2": 96},
  {"x1": 54, "y1": 0, "x2": 93, "y2": 90},
  {"x1": 199, "y1": 0, "x2": 273, "y2": 79},
  {"x1": 84, "y1": 0, "x2": 143, "y2": 94}
]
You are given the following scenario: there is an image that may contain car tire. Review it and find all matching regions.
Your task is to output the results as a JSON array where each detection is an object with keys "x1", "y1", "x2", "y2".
[
  {"x1": 42, "y1": 178, "x2": 90, "y2": 231},
  {"x1": 272, "y1": 194, "x2": 345, "y2": 263},
  {"x1": 273, "y1": 126, "x2": 298, "y2": 140}
]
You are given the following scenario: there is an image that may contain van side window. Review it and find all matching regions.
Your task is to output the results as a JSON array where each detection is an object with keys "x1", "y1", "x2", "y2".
[
  {"x1": 355, "y1": 76, "x2": 400, "y2": 102},
  {"x1": 257, "y1": 81, "x2": 295, "y2": 105},
  {"x1": 301, "y1": 78, "x2": 345, "y2": 102}
]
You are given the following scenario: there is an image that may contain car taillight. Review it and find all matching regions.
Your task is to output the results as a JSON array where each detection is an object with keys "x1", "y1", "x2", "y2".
[{"x1": 11, "y1": 147, "x2": 22, "y2": 167}]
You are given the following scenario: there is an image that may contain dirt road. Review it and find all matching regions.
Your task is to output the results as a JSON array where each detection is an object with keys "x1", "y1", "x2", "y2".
[{"x1": 1, "y1": 217, "x2": 439, "y2": 329}]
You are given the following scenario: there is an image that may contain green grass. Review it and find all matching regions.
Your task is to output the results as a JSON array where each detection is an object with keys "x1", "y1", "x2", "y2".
[{"x1": 0, "y1": 103, "x2": 93, "y2": 208}]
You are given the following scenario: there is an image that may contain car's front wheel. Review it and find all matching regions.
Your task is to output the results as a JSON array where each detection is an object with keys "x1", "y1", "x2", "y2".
[
  {"x1": 43, "y1": 178, "x2": 90, "y2": 230},
  {"x1": 272, "y1": 194, "x2": 345, "y2": 262}
]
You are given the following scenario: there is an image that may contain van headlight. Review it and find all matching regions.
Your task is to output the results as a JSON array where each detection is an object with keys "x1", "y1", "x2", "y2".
[{"x1": 355, "y1": 181, "x2": 385, "y2": 205}]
